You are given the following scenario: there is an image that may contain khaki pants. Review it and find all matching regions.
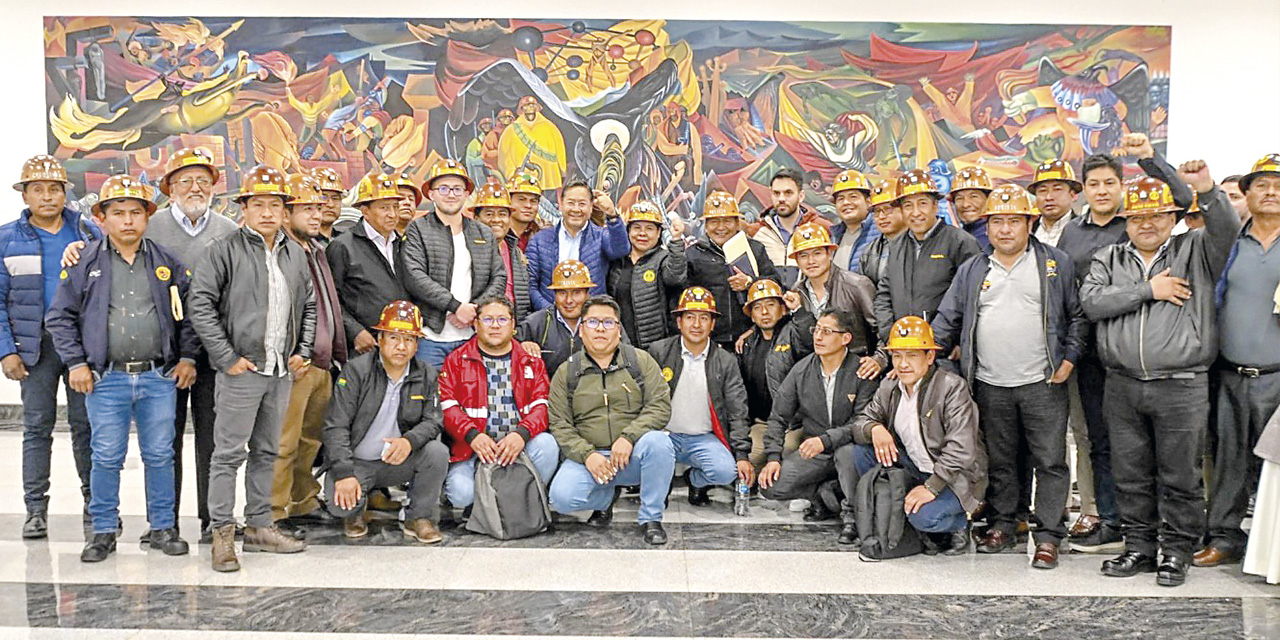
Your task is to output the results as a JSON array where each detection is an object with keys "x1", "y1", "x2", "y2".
[
  {"x1": 271, "y1": 366, "x2": 332, "y2": 521},
  {"x1": 747, "y1": 419, "x2": 803, "y2": 473}
]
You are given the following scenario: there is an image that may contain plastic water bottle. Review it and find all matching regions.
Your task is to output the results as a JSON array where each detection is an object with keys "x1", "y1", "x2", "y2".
[{"x1": 734, "y1": 479, "x2": 751, "y2": 517}]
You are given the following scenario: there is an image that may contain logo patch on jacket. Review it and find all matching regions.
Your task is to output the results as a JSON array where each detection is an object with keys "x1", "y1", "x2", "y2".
[
  {"x1": 1045, "y1": 259, "x2": 1058, "y2": 278},
  {"x1": 643, "y1": 269, "x2": 656, "y2": 283},
  {"x1": 59, "y1": 269, "x2": 68, "y2": 280},
  {"x1": 662, "y1": 367, "x2": 673, "y2": 382},
  {"x1": 88, "y1": 269, "x2": 101, "y2": 278},
  {"x1": 930, "y1": 254, "x2": 946, "y2": 259},
  {"x1": 774, "y1": 344, "x2": 790, "y2": 352},
  {"x1": 981, "y1": 279, "x2": 992, "y2": 292},
  {"x1": 337, "y1": 377, "x2": 347, "y2": 387},
  {"x1": 524, "y1": 365, "x2": 534, "y2": 379},
  {"x1": 155, "y1": 266, "x2": 171, "y2": 282}
]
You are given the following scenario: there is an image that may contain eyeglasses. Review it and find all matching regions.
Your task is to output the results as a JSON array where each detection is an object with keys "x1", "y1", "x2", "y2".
[
  {"x1": 174, "y1": 178, "x2": 214, "y2": 189},
  {"x1": 811, "y1": 325, "x2": 848, "y2": 337},
  {"x1": 434, "y1": 185, "x2": 467, "y2": 197},
  {"x1": 478, "y1": 316, "x2": 512, "y2": 327},
  {"x1": 583, "y1": 318, "x2": 619, "y2": 331}
]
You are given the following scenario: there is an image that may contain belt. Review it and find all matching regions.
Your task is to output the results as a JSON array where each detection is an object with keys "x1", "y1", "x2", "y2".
[
  {"x1": 109, "y1": 359, "x2": 163, "y2": 374},
  {"x1": 1223, "y1": 361, "x2": 1280, "y2": 378}
]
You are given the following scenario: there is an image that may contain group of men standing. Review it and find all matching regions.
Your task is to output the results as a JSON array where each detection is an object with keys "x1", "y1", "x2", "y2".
[{"x1": 3, "y1": 130, "x2": 1277, "y2": 588}]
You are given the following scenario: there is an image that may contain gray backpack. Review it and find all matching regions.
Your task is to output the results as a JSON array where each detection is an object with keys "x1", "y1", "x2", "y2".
[
  {"x1": 465, "y1": 452, "x2": 552, "y2": 540},
  {"x1": 854, "y1": 464, "x2": 924, "y2": 560}
]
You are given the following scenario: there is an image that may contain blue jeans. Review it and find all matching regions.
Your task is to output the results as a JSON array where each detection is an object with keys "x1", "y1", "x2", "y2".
[
  {"x1": 445, "y1": 432, "x2": 562, "y2": 508},
  {"x1": 417, "y1": 338, "x2": 468, "y2": 368},
  {"x1": 549, "y1": 430, "x2": 674, "y2": 524},
  {"x1": 851, "y1": 444, "x2": 967, "y2": 533},
  {"x1": 84, "y1": 368, "x2": 178, "y2": 533},
  {"x1": 21, "y1": 331, "x2": 91, "y2": 512},
  {"x1": 669, "y1": 432, "x2": 737, "y2": 488}
]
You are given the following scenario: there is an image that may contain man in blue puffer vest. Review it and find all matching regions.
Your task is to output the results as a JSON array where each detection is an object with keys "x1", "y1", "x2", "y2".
[{"x1": 0, "y1": 155, "x2": 99, "y2": 540}]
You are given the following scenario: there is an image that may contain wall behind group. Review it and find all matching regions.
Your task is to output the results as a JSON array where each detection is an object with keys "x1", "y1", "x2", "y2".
[{"x1": 0, "y1": 0, "x2": 1277, "y2": 405}]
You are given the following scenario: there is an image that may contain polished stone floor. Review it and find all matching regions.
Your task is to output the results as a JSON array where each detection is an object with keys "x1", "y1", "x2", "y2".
[{"x1": 1, "y1": 430, "x2": 1277, "y2": 639}]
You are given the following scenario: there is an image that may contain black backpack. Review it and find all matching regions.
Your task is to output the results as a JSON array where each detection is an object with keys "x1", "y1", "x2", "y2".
[
  {"x1": 854, "y1": 464, "x2": 924, "y2": 560},
  {"x1": 465, "y1": 452, "x2": 552, "y2": 540}
]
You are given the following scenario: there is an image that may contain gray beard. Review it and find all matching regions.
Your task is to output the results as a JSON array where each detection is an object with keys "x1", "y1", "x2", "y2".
[{"x1": 174, "y1": 198, "x2": 209, "y2": 219}]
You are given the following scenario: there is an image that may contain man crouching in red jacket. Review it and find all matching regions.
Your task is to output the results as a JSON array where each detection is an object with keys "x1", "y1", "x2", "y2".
[{"x1": 440, "y1": 296, "x2": 560, "y2": 513}]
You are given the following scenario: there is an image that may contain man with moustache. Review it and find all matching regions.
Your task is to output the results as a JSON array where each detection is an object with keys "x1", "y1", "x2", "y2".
[
  {"x1": 607, "y1": 201, "x2": 687, "y2": 350},
  {"x1": 327, "y1": 173, "x2": 412, "y2": 357},
  {"x1": 309, "y1": 167, "x2": 346, "y2": 246},
  {"x1": 948, "y1": 167, "x2": 994, "y2": 250},
  {"x1": 189, "y1": 165, "x2": 315, "y2": 572},
  {"x1": 393, "y1": 173, "x2": 423, "y2": 236},
  {"x1": 401, "y1": 159, "x2": 505, "y2": 367},
  {"x1": 873, "y1": 169, "x2": 981, "y2": 338},
  {"x1": 440, "y1": 296, "x2": 559, "y2": 513},
  {"x1": 829, "y1": 171, "x2": 880, "y2": 273},
  {"x1": 647, "y1": 287, "x2": 750, "y2": 505},
  {"x1": 1081, "y1": 161, "x2": 1239, "y2": 587},
  {"x1": 271, "y1": 174, "x2": 347, "y2": 534}
]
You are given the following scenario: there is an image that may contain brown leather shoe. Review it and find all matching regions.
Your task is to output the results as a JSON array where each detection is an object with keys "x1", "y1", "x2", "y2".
[
  {"x1": 976, "y1": 529, "x2": 1015, "y2": 554},
  {"x1": 1069, "y1": 514, "x2": 1101, "y2": 539},
  {"x1": 243, "y1": 524, "x2": 307, "y2": 554},
  {"x1": 403, "y1": 519, "x2": 443, "y2": 545},
  {"x1": 1192, "y1": 545, "x2": 1242, "y2": 567},
  {"x1": 343, "y1": 513, "x2": 368, "y2": 539},
  {"x1": 368, "y1": 490, "x2": 402, "y2": 512},
  {"x1": 210, "y1": 524, "x2": 240, "y2": 573},
  {"x1": 1032, "y1": 542, "x2": 1060, "y2": 569}
]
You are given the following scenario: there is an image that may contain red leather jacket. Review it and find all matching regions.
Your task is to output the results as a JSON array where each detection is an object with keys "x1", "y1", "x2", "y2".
[{"x1": 439, "y1": 337, "x2": 551, "y2": 463}]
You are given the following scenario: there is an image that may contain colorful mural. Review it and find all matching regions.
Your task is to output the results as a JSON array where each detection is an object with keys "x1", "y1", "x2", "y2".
[{"x1": 43, "y1": 17, "x2": 1170, "y2": 220}]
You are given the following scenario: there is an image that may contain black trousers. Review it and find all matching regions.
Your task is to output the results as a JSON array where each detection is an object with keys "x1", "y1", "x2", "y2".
[
  {"x1": 973, "y1": 380, "x2": 1070, "y2": 543},
  {"x1": 1105, "y1": 372, "x2": 1208, "y2": 561},
  {"x1": 1077, "y1": 355, "x2": 1119, "y2": 524},
  {"x1": 173, "y1": 357, "x2": 217, "y2": 528},
  {"x1": 1207, "y1": 367, "x2": 1280, "y2": 550}
]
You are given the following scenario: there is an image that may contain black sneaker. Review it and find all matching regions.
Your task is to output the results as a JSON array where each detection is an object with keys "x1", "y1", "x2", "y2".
[
  {"x1": 1070, "y1": 522, "x2": 1124, "y2": 554},
  {"x1": 146, "y1": 528, "x2": 190, "y2": 556},
  {"x1": 23, "y1": 512, "x2": 48, "y2": 539},
  {"x1": 837, "y1": 523, "x2": 859, "y2": 546},
  {"x1": 80, "y1": 533, "x2": 117, "y2": 562},
  {"x1": 586, "y1": 487, "x2": 621, "y2": 527},
  {"x1": 684, "y1": 471, "x2": 710, "y2": 507}
]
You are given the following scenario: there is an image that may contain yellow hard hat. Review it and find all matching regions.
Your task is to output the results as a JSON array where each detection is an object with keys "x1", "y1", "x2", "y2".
[
  {"x1": 309, "y1": 167, "x2": 346, "y2": 195},
  {"x1": 832, "y1": 170, "x2": 872, "y2": 196},
  {"x1": 286, "y1": 173, "x2": 327, "y2": 206},
  {"x1": 1029, "y1": 159, "x2": 1081, "y2": 192},
  {"x1": 353, "y1": 172, "x2": 401, "y2": 206},
  {"x1": 1240, "y1": 153, "x2": 1280, "y2": 192},
  {"x1": 980, "y1": 184, "x2": 1038, "y2": 219},
  {"x1": 896, "y1": 169, "x2": 939, "y2": 199},
  {"x1": 13, "y1": 155, "x2": 70, "y2": 192},
  {"x1": 425, "y1": 158, "x2": 473, "y2": 193},
  {"x1": 548, "y1": 260, "x2": 596, "y2": 290},
  {"x1": 159, "y1": 147, "x2": 220, "y2": 196},
  {"x1": 236, "y1": 165, "x2": 289, "y2": 202},
  {"x1": 869, "y1": 179, "x2": 900, "y2": 208},
  {"x1": 92, "y1": 174, "x2": 157, "y2": 216},
  {"x1": 702, "y1": 190, "x2": 742, "y2": 219},
  {"x1": 394, "y1": 172, "x2": 423, "y2": 206},
  {"x1": 672, "y1": 286, "x2": 720, "y2": 316},
  {"x1": 787, "y1": 222, "x2": 836, "y2": 258},
  {"x1": 885, "y1": 316, "x2": 942, "y2": 351},
  {"x1": 470, "y1": 177, "x2": 512, "y2": 211},
  {"x1": 1121, "y1": 176, "x2": 1180, "y2": 216},
  {"x1": 948, "y1": 166, "x2": 993, "y2": 201},
  {"x1": 624, "y1": 201, "x2": 664, "y2": 227},
  {"x1": 742, "y1": 279, "x2": 784, "y2": 314},
  {"x1": 507, "y1": 168, "x2": 542, "y2": 197}
]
